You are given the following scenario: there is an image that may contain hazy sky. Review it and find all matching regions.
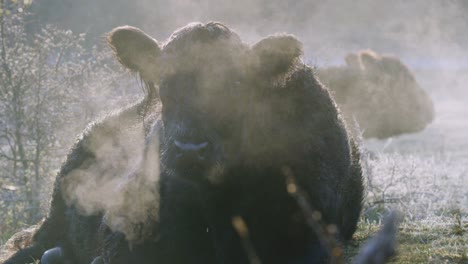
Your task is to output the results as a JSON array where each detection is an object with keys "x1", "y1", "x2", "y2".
[
  {"x1": 27, "y1": 0, "x2": 468, "y2": 97},
  {"x1": 31, "y1": 0, "x2": 468, "y2": 68},
  {"x1": 130, "y1": 0, "x2": 468, "y2": 69}
]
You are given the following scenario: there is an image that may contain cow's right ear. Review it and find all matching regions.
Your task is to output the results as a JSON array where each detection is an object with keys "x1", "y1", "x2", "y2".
[
  {"x1": 251, "y1": 34, "x2": 303, "y2": 76},
  {"x1": 107, "y1": 26, "x2": 162, "y2": 81}
]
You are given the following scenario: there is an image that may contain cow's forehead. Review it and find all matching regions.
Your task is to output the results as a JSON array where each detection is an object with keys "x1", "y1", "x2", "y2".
[{"x1": 162, "y1": 22, "x2": 245, "y2": 56}]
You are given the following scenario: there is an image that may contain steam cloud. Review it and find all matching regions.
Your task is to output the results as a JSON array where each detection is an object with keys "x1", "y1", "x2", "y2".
[{"x1": 61, "y1": 116, "x2": 160, "y2": 242}]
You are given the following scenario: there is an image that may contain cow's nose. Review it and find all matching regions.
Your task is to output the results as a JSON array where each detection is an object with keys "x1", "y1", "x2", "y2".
[{"x1": 174, "y1": 140, "x2": 210, "y2": 162}]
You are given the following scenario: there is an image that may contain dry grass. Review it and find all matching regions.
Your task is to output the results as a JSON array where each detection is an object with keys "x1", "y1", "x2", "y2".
[{"x1": 345, "y1": 216, "x2": 467, "y2": 264}]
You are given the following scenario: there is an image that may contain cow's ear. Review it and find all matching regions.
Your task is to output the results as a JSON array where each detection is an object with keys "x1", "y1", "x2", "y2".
[
  {"x1": 359, "y1": 50, "x2": 381, "y2": 71},
  {"x1": 252, "y1": 34, "x2": 303, "y2": 75},
  {"x1": 107, "y1": 26, "x2": 162, "y2": 81}
]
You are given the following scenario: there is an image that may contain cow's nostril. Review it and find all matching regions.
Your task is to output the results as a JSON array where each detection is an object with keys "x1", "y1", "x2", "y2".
[
  {"x1": 173, "y1": 140, "x2": 210, "y2": 161},
  {"x1": 174, "y1": 140, "x2": 209, "y2": 152}
]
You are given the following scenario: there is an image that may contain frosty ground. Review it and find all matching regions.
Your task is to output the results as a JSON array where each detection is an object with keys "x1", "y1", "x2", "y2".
[{"x1": 348, "y1": 95, "x2": 468, "y2": 263}]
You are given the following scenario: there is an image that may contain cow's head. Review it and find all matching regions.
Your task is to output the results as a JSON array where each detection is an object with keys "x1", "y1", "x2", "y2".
[{"x1": 108, "y1": 22, "x2": 302, "y2": 184}]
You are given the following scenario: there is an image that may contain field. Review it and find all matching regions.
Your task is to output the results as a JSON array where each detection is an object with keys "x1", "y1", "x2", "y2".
[
  {"x1": 1, "y1": 5, "x2": 467, "y2": 262},
  {"x1": 1, "y1": 1, "x2": 467, "y2": 263}
]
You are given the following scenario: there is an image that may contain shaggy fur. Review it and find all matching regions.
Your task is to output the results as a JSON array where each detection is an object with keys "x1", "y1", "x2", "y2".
[{"x1": 103, "y1": 22, "x2": 363, "y2": 263}]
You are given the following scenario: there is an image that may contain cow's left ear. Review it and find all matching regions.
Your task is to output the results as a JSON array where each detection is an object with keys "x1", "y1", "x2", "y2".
[
  {"x1": 107, "y1": 26, "x2": 162, "y2": 82},
  {"x1": 252, "y1": 34, "x2": 303, "y2": 75},
  {"x1": 359, "y1": 50, "x2": 381, "y2": 71}
]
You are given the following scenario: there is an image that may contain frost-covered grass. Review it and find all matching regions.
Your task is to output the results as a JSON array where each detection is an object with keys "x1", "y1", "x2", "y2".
[
  {"x1": 346, "y1": 152, "x2": 468, "y2": 263},
  {"x1": 361, "y1": 152, "x2": 466, "y2": 223},
  {"x1": 346, "y1": 98, "x2": 468, "y2": 263}
]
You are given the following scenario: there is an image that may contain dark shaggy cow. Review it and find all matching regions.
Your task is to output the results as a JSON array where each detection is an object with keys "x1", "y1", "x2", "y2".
[
  {"x1": 3, "y1": 22, "x2": 363, "y2": 264},
  {"x1": 317, "y1": 50, "x2": 435, "y2": 139},
  {"x1": 101, "y1": 22, "x2": 364, "y2": 263}
]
